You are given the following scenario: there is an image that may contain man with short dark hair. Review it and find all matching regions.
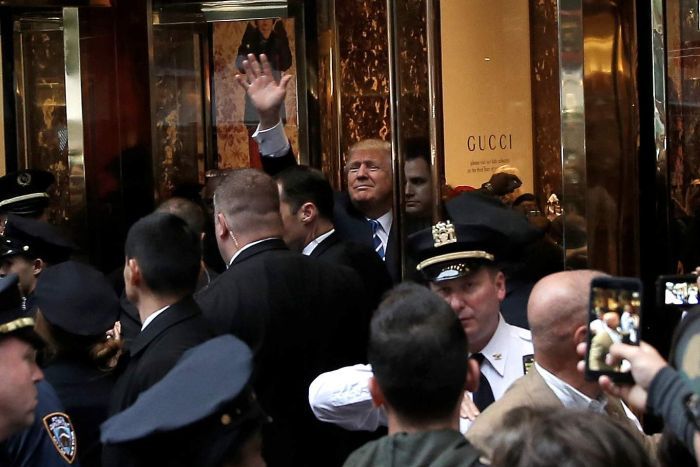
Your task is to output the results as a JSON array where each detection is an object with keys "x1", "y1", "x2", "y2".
[
  {"x1": 104, "y1": 212, "x2": 213, "y2": 466},
  {"x1": 275, "y1": 165, "x2": 391, "y2": 307},
  {"x1": 109, "y1": 212, "x2": 212, "y2": 413},
  {"x1": 195, "y1": 168, "x2": 375, "y2": 466},
  {"x1": 343, "y1": 282, "x2": 485, "y2": 466}
]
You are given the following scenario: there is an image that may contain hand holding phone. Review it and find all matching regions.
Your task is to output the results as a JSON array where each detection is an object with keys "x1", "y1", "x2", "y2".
[{"x1": 585, "y1": 276, "x2": 642, "y2": 383}]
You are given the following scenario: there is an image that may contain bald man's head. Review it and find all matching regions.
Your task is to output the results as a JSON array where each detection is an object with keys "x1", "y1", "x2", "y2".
[{"x1": 528, "y1": 270, "x2": 607, "y2": 364}]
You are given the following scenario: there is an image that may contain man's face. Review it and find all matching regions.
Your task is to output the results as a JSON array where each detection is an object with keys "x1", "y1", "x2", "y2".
[
  {"x1": 404, "y1": 158, "x2": 433, "y2": 218},
  {"x1": 277, "y1": 184, "x2": 306, "y2": 252},
  {"x1": 0, "y1": 337, "x2": 42, "y2": 439},
  {"x1": 0, "y1": 257, "x2": 38, "y2": 297},
  {"x1": 429, "y1": 268, "x2": 506, "y2": 352},
  {"x1": 256, "y1": 19, "x2": 274, "y2": 39},
  {"x1": 346, "y1": 148, "x2": 393, "y2": 214}
]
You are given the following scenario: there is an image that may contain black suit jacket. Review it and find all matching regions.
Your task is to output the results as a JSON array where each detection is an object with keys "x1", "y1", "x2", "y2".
[
  {"x1": 262, "y1": 149, "x2": 400, "y2": 282},
  {"x1": 195, "y1": 238, "x2": 374, "y2": 466},
  {"x1": 108, "y1": 296, "x2": 212, "y2": 414},
  {"x1": 311, "y1": 231, "x2": 392, "y2": 310}
]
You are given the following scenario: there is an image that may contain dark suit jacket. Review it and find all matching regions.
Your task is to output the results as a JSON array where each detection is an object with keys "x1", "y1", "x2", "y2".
[
  {"x1": 195, "y1": 238, "x2": 374, "y2": 466},
  {"x1": 466, "y1": 367, "x2": 656, "y2": 459},
  {"x1": 104, "y1": 297, "x2": 212, "y2": 467},
  {"x1": 311, "y1": 231, "x2": 392, "y2": 310},
  {"x1": 262, "y1": 149, "x2": 400, "y2": 282},
  {"x1": 108, "y1": 296, "x2": 212, "y2": 414}
]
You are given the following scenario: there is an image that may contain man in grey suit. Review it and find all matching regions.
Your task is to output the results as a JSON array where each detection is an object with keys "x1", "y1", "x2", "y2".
[{"x1": 466, "y1": 270, "x2": 655, "y2": 459}]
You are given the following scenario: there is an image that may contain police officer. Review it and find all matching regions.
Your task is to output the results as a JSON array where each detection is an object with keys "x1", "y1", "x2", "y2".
[
  {"x1": 33, "y1": 261, "x2": 121, "y2": 467},
  {"x1": 0, "y1": 274, "x2": 79, "y2": 466},
  {"x1": 101, "y1": 335, "x2": 267, "y2": 467},
  {"x1": 0, "y1": 214, "x2": 76, "y2": 312},
  {"x1": 308, "y1": 220, "x2": 534, "y2": 433}
]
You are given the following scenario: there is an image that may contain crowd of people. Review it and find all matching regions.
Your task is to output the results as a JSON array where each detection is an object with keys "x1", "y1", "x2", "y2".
[{"x1": 0, "y1": 52, "x2": 698, "y2": 467}]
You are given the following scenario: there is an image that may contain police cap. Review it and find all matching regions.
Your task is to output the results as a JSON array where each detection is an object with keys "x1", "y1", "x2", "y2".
[
  {"x1": 0, "y1": 169, "x2": 54, "y2": 216},
  {"x1": 34, "y1": 261, "x2": 119, "y2": 337},
  {"x1": 1, "y1": 214, "x2": 76, "y2": 264},
  {"x1": 407, "y1": 220, "x2": 507, "y2": 282},
  {"x1": 101, "y1": 335, "x2": 265, "y2": 466}
]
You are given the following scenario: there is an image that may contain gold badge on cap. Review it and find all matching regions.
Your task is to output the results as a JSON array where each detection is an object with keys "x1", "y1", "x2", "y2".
[{"x1": 432, "y1": 221, "x2": 457, "y2": 247}]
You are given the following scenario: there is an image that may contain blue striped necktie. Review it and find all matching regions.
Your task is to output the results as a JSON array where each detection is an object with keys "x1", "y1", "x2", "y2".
[{"x1": 369, "y1": 219, "x2": 385, "y2": 261}]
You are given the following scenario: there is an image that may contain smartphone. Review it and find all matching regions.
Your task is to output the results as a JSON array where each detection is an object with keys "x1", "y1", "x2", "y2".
[
  {"x1": 656, "y1": 275, "x2": 699, "y2": 308},
  {"x1": 585, "y1": 276, "x2": 642, "y2": 383}
]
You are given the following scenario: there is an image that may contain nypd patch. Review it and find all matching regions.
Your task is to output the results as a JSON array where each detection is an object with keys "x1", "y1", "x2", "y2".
[{"x1": 42, "y1": 412, "x2": 77, "y2": 464}]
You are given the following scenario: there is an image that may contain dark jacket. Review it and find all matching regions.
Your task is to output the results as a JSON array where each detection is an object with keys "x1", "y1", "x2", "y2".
[
  {"x1": 103, "y1": 296, "x2": 212, "y2": 467},
  {"x1": 108, "y1": 296, "x2": 212, "y2": 414},
  {"x1": 0, "y1": 380, "x2": 79, "y2": 467},
  {"x1": 311, "y1": 231, "x2": 392, "y2": 310},
  {"x1": 195, "y1": 238, "x2": 374, "y2": 466},
  {"x1": 343, "y1": 430, "x2": 486, "y2": 467},
  {"x1": 44, "y1": 358, "x2": 116, "y2": 467}
]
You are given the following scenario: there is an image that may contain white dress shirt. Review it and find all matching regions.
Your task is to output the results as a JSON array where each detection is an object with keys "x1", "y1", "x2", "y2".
[
  {"x1": 302, "y1": 229, "x2": 335, "y2": 256},
  {"x1": 368, "y1": 211, "x2": 392, "y2": 255},
  {"x1": 535, "y1": 362, "x2": 643, "y2": 431},
  {"x1": 252, "y1": 120, "x2": 290, "y2": 158},
  {"x1": 307, "y1": 315, "x2": 533, "y2": 434}
]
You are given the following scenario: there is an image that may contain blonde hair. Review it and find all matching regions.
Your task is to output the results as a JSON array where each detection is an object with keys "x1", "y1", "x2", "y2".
[{"x1": 347, "y1": 139, "x2": 391, "y2": 158}]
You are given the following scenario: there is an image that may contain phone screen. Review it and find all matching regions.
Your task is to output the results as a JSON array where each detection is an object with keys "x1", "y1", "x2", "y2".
[
  {"x1": 657, "y1": 275, "x2": 699, "y2": 307},
  {"x1": 585, "y1": 277, "x2": 642, "y2": 382}
]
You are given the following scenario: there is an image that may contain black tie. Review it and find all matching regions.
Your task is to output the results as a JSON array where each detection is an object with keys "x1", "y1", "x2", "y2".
[{"x1": 472, "y1": 353, "x2": 495, "y2": 411}]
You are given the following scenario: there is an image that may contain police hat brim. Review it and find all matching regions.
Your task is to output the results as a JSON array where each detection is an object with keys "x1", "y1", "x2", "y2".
[{"x1": 417, "y1": 252, "x2": 495, "y2": 282}]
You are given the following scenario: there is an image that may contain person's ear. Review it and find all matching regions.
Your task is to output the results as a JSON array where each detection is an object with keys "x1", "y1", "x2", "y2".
[
  {"x1": 368, "y1": 376, "x2": 385, "y2": 408},
  {"x1": 465, "y1": 357, "x2": 480, "y2": 393},
  {"x1": 126, "y1": 258, "x2": 141, "y2": 288},
  {"x1": 299, "y1": 202, "x2": 317, "y2": 224},
  {"x1": 32, "y1": 258, "x2": 45, "y2": 278},
  {"x1": 573, "y1": 324, "x2": 588, "y2": 346},
  {"x1": 215, "y1": 212, "x2": 229, "y2": 239},
  {"x1": 494, "y1": 271, "x2": 506, "y2": 302}
]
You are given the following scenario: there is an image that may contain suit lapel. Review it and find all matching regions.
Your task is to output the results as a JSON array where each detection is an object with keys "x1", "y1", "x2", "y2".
[
  {"x1": 521, "y1": 368, "x2": 566, "y2": 408},
  {"x1": 129, "y1": 296, "x2": 201, "y2": 357},
  {"x1": 310, "y1": 232, "x2": 340, "y2": 258}
]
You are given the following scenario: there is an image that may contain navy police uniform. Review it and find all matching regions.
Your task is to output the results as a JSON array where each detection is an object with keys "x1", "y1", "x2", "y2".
[
  {"x1": 0, "y1": 274, "x2": 79, "y2": 466},
  {"x1": 34, "y1": 261, "x2": 121, "y2": 467}
]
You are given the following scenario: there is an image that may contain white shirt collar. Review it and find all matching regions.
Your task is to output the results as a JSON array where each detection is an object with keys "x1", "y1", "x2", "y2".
[
  {"x1": 302, "y1": 229, "x2": 335, "y2": 256},
  {"x1": 535, "y1": 362, "x2": 607, "y2": 413},
  {"x1": 373, "y1": 210, "x2": 393, "y2": 234},
  {"x1": 475, "y1": 315, "x2": 510, "y2": 377},
  {"x1": 228, "y1": 237, "x2": 278, "y2": 267},
  {"x1": 141, "y1": 304, "x2": 171, "y2": 331}
]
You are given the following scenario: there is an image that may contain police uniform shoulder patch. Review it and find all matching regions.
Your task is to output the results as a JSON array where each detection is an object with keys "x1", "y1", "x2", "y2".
[
  {"x1": 42, "y1": 412, "x2": 77, "y2": 464},
  {"x1": 522, "y1": 354, "x2": 535, "y2": 375}
]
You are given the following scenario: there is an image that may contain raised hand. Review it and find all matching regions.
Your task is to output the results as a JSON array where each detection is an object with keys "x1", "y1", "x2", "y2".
[{"x1": 235, "y1": 53, "x2": 293, "y2": 130}]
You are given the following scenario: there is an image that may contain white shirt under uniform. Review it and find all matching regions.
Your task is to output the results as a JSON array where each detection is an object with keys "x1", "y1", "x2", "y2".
[{"x1": 308, "y1": 315, "x2": 533, "y2": 433}]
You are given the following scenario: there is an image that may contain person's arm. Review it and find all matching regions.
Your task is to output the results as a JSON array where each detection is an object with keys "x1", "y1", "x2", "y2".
[
  {"x1": 236, "y1": 53, "x2": 296, "y2": 174},
  {"x1": 647, "y1": 366, "x2": 696, "y2": 456},
  {"x1": 308, "y1": 364, "x2": 387, "y2": 431}
]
